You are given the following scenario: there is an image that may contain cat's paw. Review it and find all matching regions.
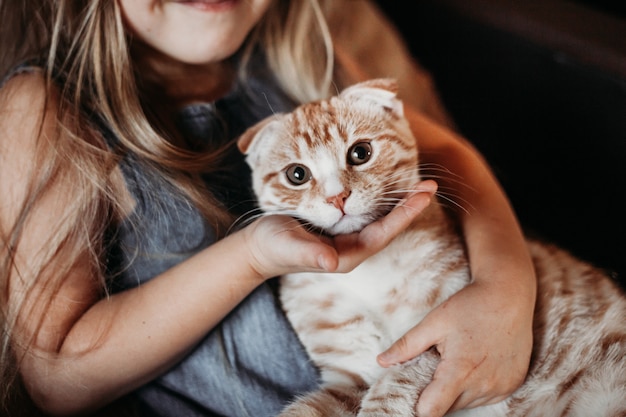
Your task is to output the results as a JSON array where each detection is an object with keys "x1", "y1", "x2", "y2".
[
  {"x1": 279, "y1": 403, "x2": 354, "y2": 417},
  {"x1": 277, "y1": 403, "x2": 323, "y2": 417},
  {"x1": 278, "y1": 386, "x2": 362, "y2": 417},
  {"x1": 357, "y1": 351, "x2": 440, "y2": 417}
]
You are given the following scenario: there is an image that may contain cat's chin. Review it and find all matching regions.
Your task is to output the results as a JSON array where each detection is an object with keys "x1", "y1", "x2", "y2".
[{"x1": 325, "y1": 215, "x2": 370, "y2": 236}]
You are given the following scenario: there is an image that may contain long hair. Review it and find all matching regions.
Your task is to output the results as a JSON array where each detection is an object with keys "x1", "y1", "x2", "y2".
[{"x1": 0, "y1": 0, "x2": 335, "y2": 411}]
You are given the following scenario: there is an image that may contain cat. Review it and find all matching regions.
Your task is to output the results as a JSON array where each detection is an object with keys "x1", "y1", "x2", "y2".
[{"x1": 236, "y1": 78, "x2": 626, "y2": 417}]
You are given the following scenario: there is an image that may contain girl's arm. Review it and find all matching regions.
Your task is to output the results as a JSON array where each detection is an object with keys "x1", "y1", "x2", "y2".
[
  {"x1": 2, "y1": 73, "x2": 435, "y2": 416},
  {"x1": 378, "y1": 106, "x2": 537, "y2": 417}
]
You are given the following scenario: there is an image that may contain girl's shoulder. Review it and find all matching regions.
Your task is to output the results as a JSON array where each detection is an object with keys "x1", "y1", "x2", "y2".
[
  {"x1": 1, "y1": 62, "x2": 45, "y2": 91},
  {"x1": 1, "y1": 65, "x2": 56, "y2": 115},
  {"x1": 0, "y1": 66, "x2": 61, "y2": 167}
]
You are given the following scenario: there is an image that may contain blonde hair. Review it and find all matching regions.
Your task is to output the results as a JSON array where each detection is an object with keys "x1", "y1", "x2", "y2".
[
  {"x1": 247, "y1": 0, "x2": 335, "y2": 103},
  {"x1": 0, "y1": 0, "x2": 335, "y2": 410}
]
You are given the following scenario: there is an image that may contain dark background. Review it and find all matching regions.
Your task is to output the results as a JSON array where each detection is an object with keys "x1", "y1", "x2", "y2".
[
  {"x1": 374, "y1": 0, "x2": 626, "y2": 289},
  {"x1": 570, "y1": 0, "x2": 626, "y2": 17}
]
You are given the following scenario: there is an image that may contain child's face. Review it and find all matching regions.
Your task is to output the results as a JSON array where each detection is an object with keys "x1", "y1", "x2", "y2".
[{"x1": 118, "y1": 0, "x2": 273, "y2": 65}]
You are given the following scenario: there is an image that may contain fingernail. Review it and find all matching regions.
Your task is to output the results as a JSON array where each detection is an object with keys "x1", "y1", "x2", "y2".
[
  {"x1": 317, "y1": 255, "x2": 327, "y2": 271},
  {"x1": 377, "y1": 351, "x2": 397, "y2": 366},
  {"x1": 318, "y1": 255, "x2": 334, "y2": 272},
  {"x1": 415, "y1": 180, "x2": 438, "y2": 194}
]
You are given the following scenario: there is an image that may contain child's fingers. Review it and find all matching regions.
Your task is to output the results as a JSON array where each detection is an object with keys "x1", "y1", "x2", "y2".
[
  {"x1": 376, "y1": 319, "x2": 437, "y2": 367},
  {"x1": 416, "y1": 361, "x2": 467, "y2": 417}
]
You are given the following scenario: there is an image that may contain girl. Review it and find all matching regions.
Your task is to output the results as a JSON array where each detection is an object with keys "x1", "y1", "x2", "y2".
[{"x1": 0, "y1": 1, "x2": 536, "y2": 416}]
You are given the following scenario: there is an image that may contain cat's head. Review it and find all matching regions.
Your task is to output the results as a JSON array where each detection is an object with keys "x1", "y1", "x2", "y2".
[{"x1": 238, "y1": 78, "x2": 420, "y2": 235}]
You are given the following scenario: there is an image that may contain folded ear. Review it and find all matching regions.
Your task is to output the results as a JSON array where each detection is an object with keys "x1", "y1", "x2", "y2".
[
  {"x1": 237, "y1": 114, "x2": 283, "y2": 153},
  {"x1": 339, "y1": 78, "x2": 403, "y2": 117},
  {"x1": 237, "y1": 114, "x2": 285, "y2": 165}
]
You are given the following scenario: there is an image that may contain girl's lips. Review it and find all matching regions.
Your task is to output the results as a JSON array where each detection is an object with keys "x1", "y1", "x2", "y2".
[{"x1": 173, "y1": 0, "x2": 239, "y2": 12}]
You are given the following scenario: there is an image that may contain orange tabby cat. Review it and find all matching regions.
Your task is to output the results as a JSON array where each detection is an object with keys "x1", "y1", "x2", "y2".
[{"x1": 237, "y1": 78, "x2": 626, "y2": 417}]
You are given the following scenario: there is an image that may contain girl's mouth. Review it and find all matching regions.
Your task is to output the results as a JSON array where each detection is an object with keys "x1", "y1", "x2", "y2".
[{"x1": 173, "y1": 0, "x2": 239, "y2": 12}]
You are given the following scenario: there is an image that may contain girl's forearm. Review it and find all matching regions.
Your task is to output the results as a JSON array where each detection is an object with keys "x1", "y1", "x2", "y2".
[
  {"x1": 406, "y1": 106, "x2": 536, "y2": 297},
  {"x1": 22, "y1": 230, "x2": 261, "y2": 416}
]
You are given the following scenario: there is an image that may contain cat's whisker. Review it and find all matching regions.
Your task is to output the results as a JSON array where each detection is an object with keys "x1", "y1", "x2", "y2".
[
  {"x1": 253, "y1": 211, "x2": 320, "y2": 235},
  {"x1": 379, "y1": 164, "x2": 472, "y2": 212},
  {"x1": 286, "y1": 219, "x2": 313, "y2": 234},
  {"x1": 435, "y1": 192, "x2": 470, "y2": 214},
  {"x1": 431, "y1": 185, "x2": 474, "y2": 213},
  {"x1": 261, "y1": 92, "x2": 277, "y2": 115},
  {"x1": 381, "y1": 171, "x2": 471, "y2": 213},
  {"x1": 418, "y1": 163, "x2": 475, "y2": 191},
  {"x1": 228, "y1": 208, "x2": 265, "y2": 233},
  {"x1": 420, "y1": 172, "x2": 474, "y2": 193},
  {"x1": 417, "y1": 162, "x2": 462, "y2": 178},
  {"x1": 378, "y1": 184, "x2": 472, "y2": 214},
  {"x1": 229, "y1": 205, "x2": 312, "y2": 235}
]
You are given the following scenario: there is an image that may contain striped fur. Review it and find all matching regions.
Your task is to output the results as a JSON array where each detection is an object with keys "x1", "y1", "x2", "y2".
[{"x1": 238, "y1": 79, "x2": 626, "y2": 416}]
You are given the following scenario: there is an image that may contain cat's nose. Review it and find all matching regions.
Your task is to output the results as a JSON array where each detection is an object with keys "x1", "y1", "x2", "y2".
[{"x1": 326, "y1": 190, "x2": 351, "y2": 212}]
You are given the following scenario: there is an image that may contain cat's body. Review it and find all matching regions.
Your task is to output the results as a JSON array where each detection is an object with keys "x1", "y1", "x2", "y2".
[{"x1": 237, "y1": 78, "x2": 626, "y2": 416}]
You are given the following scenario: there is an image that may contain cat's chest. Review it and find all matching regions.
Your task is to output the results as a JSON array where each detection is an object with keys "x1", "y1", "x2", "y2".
[
  {"x1": 283, "y1": 235, "x2": 424, "y2": 294},
  {"x1": 280, "y1": 227, "x2": 469, "y2": 330},
  {"x1": 319, "y1": 257, "x2": 413, "y2": 307},
  {"x1": 281, "y1": 229, "x2": 464, "y2": 314},
  {"x1": 280, "y1": 263, "x2": 425, "y2": 355}
]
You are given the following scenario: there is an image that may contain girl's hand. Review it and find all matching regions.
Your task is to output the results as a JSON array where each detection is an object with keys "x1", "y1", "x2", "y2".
[
  {"x1": 377, "y1": 276, "x2": 534, "y2": 417},
  {"x1": 243, "y1": 180, "x2": 437, "y2": 279}
]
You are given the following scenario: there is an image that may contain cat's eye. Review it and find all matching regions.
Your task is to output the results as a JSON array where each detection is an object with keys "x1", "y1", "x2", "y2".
[
  {"x1": 347, "y1": 142, "x2": 372, "y2": 166},
  {"x1": 285, "y1": 164, "x2": 312, "y2": 185}
]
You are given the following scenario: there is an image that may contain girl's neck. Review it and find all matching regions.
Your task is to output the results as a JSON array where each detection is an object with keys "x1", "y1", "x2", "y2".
[{"x1": 133, "y1": 42, "x2": 236, "y2": 108}]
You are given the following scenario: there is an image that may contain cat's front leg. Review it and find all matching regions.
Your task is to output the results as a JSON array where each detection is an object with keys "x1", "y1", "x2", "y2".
[
  {"x1": 278, "y1": 383, "x2": 366, "y2": 417},
  {"x1": 357, "y1": 349, "x2": 440, "y2": 417}
]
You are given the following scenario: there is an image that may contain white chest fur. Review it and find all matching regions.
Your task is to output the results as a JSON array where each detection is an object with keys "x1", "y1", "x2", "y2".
[{"x1": 280, "y1": 225, "x2": 469, "y2": 384}]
